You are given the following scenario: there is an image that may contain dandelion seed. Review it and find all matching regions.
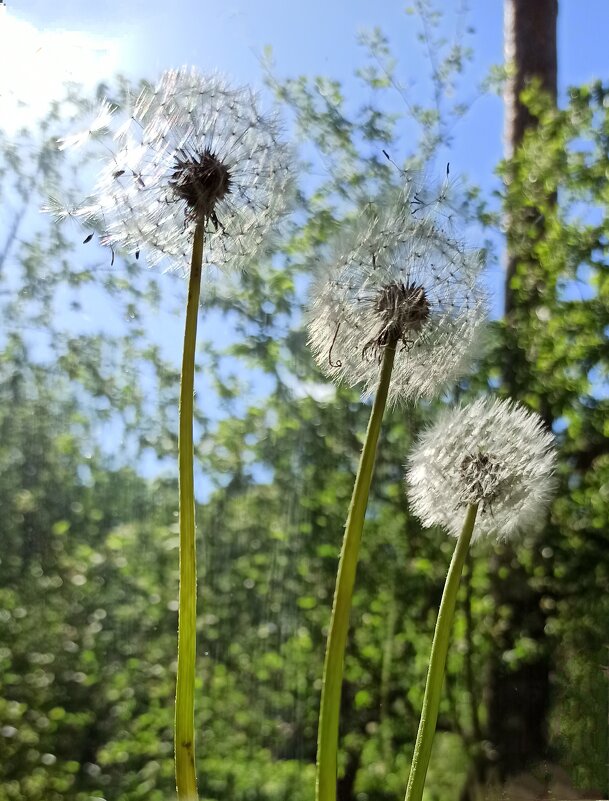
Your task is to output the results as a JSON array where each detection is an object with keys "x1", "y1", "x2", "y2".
[
  {"x1": 58, "y1": 67, "x2": 293, "y2": 273},
  {"x1": 57, "y1": 98, "x2": 115, "y2": 150},
  {"x1": 42, "y1": 195, "x2": 83, "y2": 225},
  {"x1": 406, "y1": 397, "x2": 558, "y2": 541},
  {"x1": 307, "y1": 182, "x2": 487, "y2": 404}
]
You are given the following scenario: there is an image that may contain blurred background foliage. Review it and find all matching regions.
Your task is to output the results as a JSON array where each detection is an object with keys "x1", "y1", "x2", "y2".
[{"x1": 0, "y1": 6, "x2": 608, "y2": 801}]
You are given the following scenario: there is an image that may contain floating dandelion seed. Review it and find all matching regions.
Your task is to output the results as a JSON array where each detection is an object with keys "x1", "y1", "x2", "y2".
[
  {"x1": 307, "y1": 182, "x2": 487, "y2": 404},
  {"x1": 57, "y1": 98, "x2": 115, "y2": 151},
  {"x1": 58, "y1": 67, "x2": 293, "y2": 272},
  {"x1": 406, "y1": 397, "x2": 558, "y2": 541}
]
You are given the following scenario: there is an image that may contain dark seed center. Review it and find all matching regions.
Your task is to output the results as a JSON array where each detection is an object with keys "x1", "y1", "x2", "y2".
[
  {"x1": 459, "y1": 451, "x2": 501, "y2": 506},
  {"x1": 375, "y1": 281, "x2": 430, "y2": 336},
  {"x1": 362, "y1": 280, "x2": 431, "y2": 360},
  {"x1": 169, "y1": 148, "x2": 232, "y2": 222}
]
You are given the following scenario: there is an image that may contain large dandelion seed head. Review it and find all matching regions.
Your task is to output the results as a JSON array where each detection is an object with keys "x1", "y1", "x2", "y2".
[
  {"x1": 57, "y1": 67, "x2": 293, "y2": 273},
  {"x1": 406, "y1": 397, "x2": 558, "y2": 541},
  {"x1": 306, "y1": 181, "x2": 488, "y2": 404}
]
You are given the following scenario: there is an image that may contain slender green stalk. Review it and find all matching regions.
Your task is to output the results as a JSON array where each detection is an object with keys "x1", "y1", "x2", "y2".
[
  {"x1": 316, "y1": 342, "x2": 397, "y2": 801},
  {"x1": 404, "y1": 503, "x2": 479, "y2": 801},
  {"x1": 175, "y1": 222, "x2": 205, "y2": 801}
]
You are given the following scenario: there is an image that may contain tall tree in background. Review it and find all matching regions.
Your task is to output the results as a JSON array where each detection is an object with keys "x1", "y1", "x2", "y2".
[
  {"x1": 486, "y1": 0, "x2": 558, "y2": 784},
  {"x1": 504, "y1": 0, "x2": 558, "y2": 319}
]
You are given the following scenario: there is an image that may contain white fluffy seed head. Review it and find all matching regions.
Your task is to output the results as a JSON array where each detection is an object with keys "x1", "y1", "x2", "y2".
[
  {"x1": 56, "y1": 67, "x2": 293, "y2": 273},
  {"x1": 306, "y1": 181, "x2": 488, "y2": 404},
  {"x1": 405, "y1": 397, "x2": 558, "y2": 541}
]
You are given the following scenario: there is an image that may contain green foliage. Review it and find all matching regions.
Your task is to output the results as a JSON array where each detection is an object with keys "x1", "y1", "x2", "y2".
[
  {"x1": 0, "y1": 19, "x2": 499, "y2": 800},
  {"x1": 1, "y1": 9, "x2": 608, "y2": 801},
  {"x1": 498, "y1": 80, "x2": 609, "y2": 792}
]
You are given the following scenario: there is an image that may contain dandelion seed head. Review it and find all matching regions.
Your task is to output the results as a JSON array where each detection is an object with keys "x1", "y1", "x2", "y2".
[
  {"x1": 55, "y1": 67, "x2": 293, "y2": 273},
  {"x1": 307, "y1": 182, "x2": 487, "y2": 404},
  {"x1": 406, "y1": 397, "x2": 558, "y2": 541}
]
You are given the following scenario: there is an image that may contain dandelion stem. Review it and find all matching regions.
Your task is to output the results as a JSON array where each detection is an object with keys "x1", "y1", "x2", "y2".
[
  {"x1": 175, "y1": 221, "x2": 205, "y2": 801},
  {"x1": 404, "y1": 502, "x2": 479, "y2": 801},
  {"x1": 316, "y1": 341, "x2": 397, "y2": 801}
]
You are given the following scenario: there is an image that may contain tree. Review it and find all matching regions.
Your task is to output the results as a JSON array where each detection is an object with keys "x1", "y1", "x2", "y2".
[
  {"x1": 2, "y1": 6, "x2": 608, "y2": 799},
  {"x1": 496, "y1": 79, "x2": 609, "y2": 797},
  {"x1": 480, "y1": 0, "x2": 560, "y2": 788}
]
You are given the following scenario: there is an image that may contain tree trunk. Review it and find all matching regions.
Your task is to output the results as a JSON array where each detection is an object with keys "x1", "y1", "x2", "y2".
[
  {"x1": 482, "y1": 0, "x2": 558, "y2": 789},
  {"x1": 486, "y1": 548, "x2": 552, "y2": 776},
  {"x1": 504, "y1": 0, "x2": 558, "y2": 317}
]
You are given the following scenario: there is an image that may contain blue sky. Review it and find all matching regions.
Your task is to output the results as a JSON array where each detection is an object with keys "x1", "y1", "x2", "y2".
[
  {"x1": 9, "y1": 0, "x2": 609, "y2": 93},
  {"x1": 4, "y1": 0, "x2": 609, "y2": 348},
  {"x1": 5, "y1": 0, "x2": 609, "y2": 219},
  {"x1": 2, "y1": 0, "x2": 609, "y2": 484},
  {"x1": 3, "y1": 0, "x2": 609, "y2": 346}
]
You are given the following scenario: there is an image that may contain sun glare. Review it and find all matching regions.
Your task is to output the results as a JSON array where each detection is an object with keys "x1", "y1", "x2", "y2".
[{"x1": 0, "y1": 8, "x2": 123, "y2": 132}]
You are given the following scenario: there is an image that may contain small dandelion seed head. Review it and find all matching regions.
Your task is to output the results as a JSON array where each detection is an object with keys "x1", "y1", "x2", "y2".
[
  {"x1": 52, "y1": 67, "x2": 294, "y2": 273},
  {"x1": 306, "y1": 181, "x2": 488, "y2": 404},
  {"x1": 405, "y1": 397, "x2": 558, "y2": 542}
]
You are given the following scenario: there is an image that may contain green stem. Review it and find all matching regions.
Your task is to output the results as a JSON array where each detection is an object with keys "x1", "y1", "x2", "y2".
[
  {"x1": 316, "y1": 342, "x2": 397, "y2": 801},
  {"x1": 404, "y1": 503, "x2": 479, "y2": 801},
  {"x1": 175, "y1": 222, "x2": 205, "y2": 801}
]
